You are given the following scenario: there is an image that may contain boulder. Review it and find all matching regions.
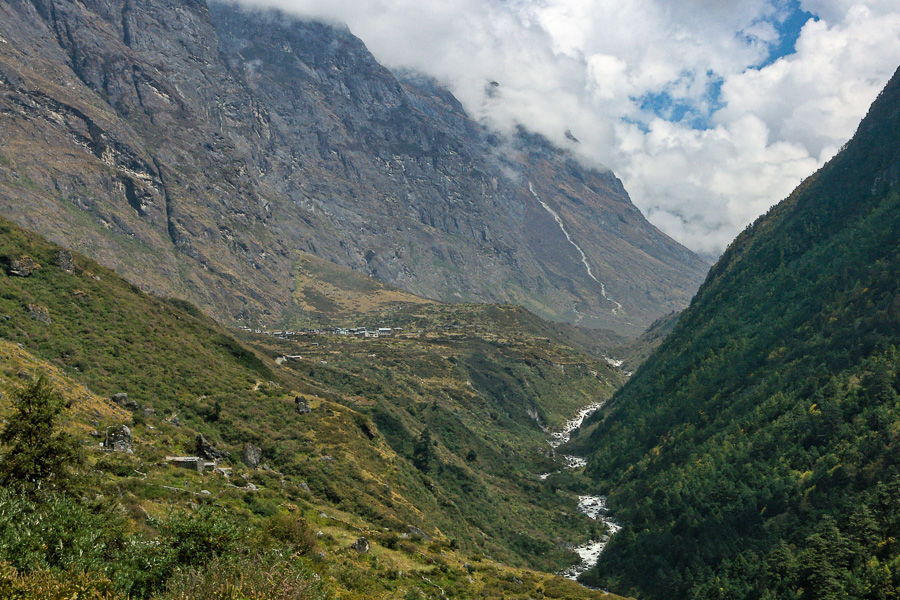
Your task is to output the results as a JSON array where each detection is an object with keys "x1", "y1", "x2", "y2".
[
  {"x1": 241, "y1": 443, "x2": 262, "y2": 468},
  {"x1": 111, "y1": 393, "x2": 128, "y2": 406},
  {"x1": 408, "y1": 526, "x2": 432, "y2": 541},
  {"x1": 105, "y1": 425, "x2": 133, "y2": 453},
  {"x1": 196, "y1": 433, "x2": 228, "y2": 461},
  {"x1": 25, "y1": 304, "x2": 51, "y2": 324},
  {"x1": 351, "y1": 537, "x2": 370, "y2": 554},
  {"x1": 53, "y1": 250, "x2": 75, "y2": 274},
  {"x1": 6, "y1": 255, "x2": 40, "y2": 277},
  {"x1": 295, "y1": 397, "x2": 311, "y2": 415}
]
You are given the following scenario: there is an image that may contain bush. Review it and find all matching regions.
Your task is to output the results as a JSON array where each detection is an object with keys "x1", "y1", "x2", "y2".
[
  {"x1": 155, "y1": 506, "x2": 245, "y2": 567},
  {"x1": 263, "y1": 513, "x2": 317, "y2": 555},
  {"x1": 157, "y1": 553, "x2": 325, "y2": 600},
  {"x1": 0, "y1": 562, "x2": 124, "y2": 600},
  {"x1": 0, "y1": 489, "x2": 125, "y2": 574}
]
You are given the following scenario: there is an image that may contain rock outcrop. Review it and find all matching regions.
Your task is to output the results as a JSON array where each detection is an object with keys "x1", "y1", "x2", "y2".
[
  {"x1": 6, "y1": 256, "x2": 40, "y2": 277},
  {"x1": 241, "y1": 443, "x2": 262, "y2": 469},
  {"x1": 53, "y1": 250, "x2": 75, "y2": 274},
  {"x1": 196, "y1": 434, "x2": 228, "y2": 462},
  {"x1": 295, "y1": 397, "x2": 311, "y2": 415},
  {"x1": 25, "y1": 304, "x2": 51, "y2": 324}
]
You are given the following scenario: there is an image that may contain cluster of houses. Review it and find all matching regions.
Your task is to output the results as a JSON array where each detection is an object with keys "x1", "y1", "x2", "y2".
[{"x1": 238, "y1": 326, "x2": 399, "y2": 339}]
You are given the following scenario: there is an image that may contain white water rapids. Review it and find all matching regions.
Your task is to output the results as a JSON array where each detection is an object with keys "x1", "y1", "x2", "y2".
[{"x1": 540, "y1": 402, "x2": 621, "y2": 582}]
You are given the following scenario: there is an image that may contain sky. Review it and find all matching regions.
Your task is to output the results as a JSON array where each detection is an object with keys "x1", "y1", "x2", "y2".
[{"x1": 236, "y1": 0, "x2": 900, "y2": 258}]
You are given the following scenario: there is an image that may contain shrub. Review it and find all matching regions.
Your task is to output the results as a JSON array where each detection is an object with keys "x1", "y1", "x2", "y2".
[
  {"x1": 157, "y1": 553, "x2": 325, "y2": 600},
  {"x1": 0, "y1": 562, "x2": 124, "y2": 600},
  {"x1": 263, "y1": 513, "x2": 317, "y2": 555}
]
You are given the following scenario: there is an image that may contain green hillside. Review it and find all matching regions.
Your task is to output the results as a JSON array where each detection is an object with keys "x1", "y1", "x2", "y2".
[
  {"x1": 0, "y1": 215, "x2": 627, "y2": 599},
  {"x1": 574, "y1": 66, "x2": 900, "y2": 599}
]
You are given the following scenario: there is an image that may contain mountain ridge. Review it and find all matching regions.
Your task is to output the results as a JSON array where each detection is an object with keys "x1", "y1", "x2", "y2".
[{"x1": 0, "y1": 0, "x2": 707, "y2": 335}]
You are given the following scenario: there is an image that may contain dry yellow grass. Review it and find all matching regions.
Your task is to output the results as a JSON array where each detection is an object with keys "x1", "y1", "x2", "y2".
[{"x1": 0, "y1": 340, "x2": 129, "y2": 433}]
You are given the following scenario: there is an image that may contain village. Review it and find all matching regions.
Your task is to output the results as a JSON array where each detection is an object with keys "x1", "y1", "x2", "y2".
[{"x1": 237, "y1": 325, "x2": 401, "y2": 339}]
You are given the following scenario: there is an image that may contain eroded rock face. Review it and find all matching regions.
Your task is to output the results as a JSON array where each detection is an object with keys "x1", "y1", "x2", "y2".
[
  {"x1": 105, "y1": 424, "x2": 133, "y2": 453},
  {"x1": 241, "y1": 443, "x2": 262, "y2": 469},
  {"x1": 0, "y1": 0, "x2": 707, "y2": 335}
]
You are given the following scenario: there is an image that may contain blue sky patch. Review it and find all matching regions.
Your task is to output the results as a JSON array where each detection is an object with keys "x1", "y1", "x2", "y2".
[{"x1": 632, "y1": 1, "x2": 815, "y2": 130}]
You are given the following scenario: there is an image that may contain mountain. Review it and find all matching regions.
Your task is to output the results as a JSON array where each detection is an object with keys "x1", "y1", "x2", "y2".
[
  {"x1": 0, "y1": 0, "x2": 707, "y2": 336},
  {"x1": 0, "y1": 213, "x2": 632, "y2": 598},
  {"x1": 571, "y1": 66, "x2": 900, "y2": 598}
]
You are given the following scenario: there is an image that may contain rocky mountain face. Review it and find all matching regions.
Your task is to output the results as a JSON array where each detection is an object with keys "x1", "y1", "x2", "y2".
[{"x1": 0, "y1": 0, "x2": 707, "y2": 335}]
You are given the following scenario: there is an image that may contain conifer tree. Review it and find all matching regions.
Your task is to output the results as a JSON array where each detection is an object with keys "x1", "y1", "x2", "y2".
[{"x1": 0, "y1": 373, "x2": 82, "y2": 493}]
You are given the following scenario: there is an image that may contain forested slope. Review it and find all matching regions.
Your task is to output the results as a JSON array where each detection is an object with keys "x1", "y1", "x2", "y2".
[{"x1": 574, "y1": 66, "x2": 900, "y2": 599}]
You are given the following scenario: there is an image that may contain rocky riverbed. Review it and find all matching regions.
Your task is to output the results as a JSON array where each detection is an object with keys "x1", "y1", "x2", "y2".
[{"x1": 542, "y1": 402, "x2": 621, "y2": 582}]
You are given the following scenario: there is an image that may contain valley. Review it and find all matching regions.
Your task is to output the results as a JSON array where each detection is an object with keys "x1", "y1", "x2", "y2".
[
  {"x1": 0, "y1": 214, "x2": 631, "y2": 598},
  {"x1": 0, "y1": 0, "x2": 897, "y2": 599}
]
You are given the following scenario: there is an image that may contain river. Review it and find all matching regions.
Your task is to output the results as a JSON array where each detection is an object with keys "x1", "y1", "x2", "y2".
[{"x1": 540, "y1": 402, "x2": 621, "y2": 582}]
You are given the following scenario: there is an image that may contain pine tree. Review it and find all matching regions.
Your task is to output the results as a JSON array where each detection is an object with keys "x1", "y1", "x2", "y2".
[
  {"x1": 0, "y1": 373, "x2": 82, "y2": 493},
  {"x1": 412, "y1": 428, "x2": 434, "y2": 473}
]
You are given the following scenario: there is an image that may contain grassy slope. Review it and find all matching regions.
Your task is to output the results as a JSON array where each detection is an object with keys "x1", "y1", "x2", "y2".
[
  {"x1": 0, "y1": 215, "x2": 629, "y2": 598},
  {"x1": 573, "y1": 67, "x2": 900, "y2": 599}
]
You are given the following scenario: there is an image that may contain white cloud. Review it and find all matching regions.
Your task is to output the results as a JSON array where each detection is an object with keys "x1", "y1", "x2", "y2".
[{"x1": 234, "y1": 0, "x2": 900, "y2": 257}]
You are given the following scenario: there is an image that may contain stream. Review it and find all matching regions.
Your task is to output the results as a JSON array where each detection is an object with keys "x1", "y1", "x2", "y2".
[{"x1": 540, "y1": 402, "x2": 621, "y2": 582}]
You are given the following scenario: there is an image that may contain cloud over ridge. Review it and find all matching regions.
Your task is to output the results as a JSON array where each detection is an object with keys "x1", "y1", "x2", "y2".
[{"x1": 234, "y1": 0, "x2": 900, "y2": 257}]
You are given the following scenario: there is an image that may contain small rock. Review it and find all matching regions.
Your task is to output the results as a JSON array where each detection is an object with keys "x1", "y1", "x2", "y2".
[
  {"x1": 124, "y1": 400, "x2": 139, "y2": 410},
  {"x1": 298, "y1": 482, "x2": 311, "y2": 493},
  {"x1": 25, "y1": 304, "x2": 51, "y2": 324},
  {"x1": 16, "y1": 371, "x2": 29, "y2": 380},
  {"x1": 241, "y1": 442, "x2": 262, "y2": 469},
  {"x1": 294, "y1": 396, "x2": 311, "y2": 414},
  {"x1": 408, "y1": 526, "x2": 432, "y2": 541},
  {"x1": 53, "y1": 250, "x2": 75, "y2": 274},
  {"x1": 200, "y1": 490, "x2": 211, "y2": 495},
  {"x1": 351, "y1": 537, "x2": 370, "y2": 554},
  {"x1": 111, "y1": 393, "x2": 128, "y2": 406},
  {"x1": 143, "y1": 408, "x2": 156, "y2": 416},
  {"x1": 316, "y1": 530, "x2": 324, "y2": 538},
  {"x1": 105, "y1": 425, "x2": 133, "y2": 453},
  {"x1": 245, "y1": 482, "x2": 257, "y2": 491}
]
